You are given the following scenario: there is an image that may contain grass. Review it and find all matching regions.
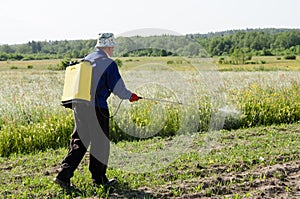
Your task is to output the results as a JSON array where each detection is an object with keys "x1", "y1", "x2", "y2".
[
  {"x1": 0, "y1": 59, "x2": 299, "y2": 156},
  {"x1": 0, "y1": 59, "x2": 61, "y2": 71},
  {"x1": 0, "y1": 57, "x2": 299, "y2": 198},
  {"x1": 0, "y1": 56, "x2": 299, "y2": 71},
  {"x1": 216, "y1": 56, "x2": 300, "y2": 71},
  {"x1": 0, "y1": 123, "x2": 299, "y2": 198}
]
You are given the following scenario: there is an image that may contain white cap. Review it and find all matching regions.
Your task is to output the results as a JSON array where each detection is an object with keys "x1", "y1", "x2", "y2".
[{"x1": 95, "y1": 33, "x2": 117, "y2": 48}]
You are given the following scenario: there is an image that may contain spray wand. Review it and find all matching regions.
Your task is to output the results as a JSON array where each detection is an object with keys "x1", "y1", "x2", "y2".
[
  {"x1": 138, "y1": 96, "x2": 207, "y2": 110},
  {"x1": 138, "y1": 97, "x2": 183, "y2": 105},
  {"x1": 110, "y1": 96, "x2": 202, "y2": 118}
]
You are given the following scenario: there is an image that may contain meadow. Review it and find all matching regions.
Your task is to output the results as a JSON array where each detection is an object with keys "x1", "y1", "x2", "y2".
[{"x1": 0, "y1": 57, "x2": 299, "y2": 198}]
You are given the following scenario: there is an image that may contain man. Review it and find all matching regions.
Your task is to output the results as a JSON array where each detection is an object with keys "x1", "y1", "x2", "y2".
[{"x1": 54, "y1": 33, "x2": 140, "y2": 189}]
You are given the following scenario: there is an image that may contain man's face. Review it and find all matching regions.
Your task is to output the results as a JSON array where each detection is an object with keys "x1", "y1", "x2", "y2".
[{"x1": 107, "y1": 47, "x2": 114, "y2": 57}]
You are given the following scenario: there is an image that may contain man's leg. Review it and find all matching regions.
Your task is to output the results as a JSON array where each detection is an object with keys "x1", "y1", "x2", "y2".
[
  {"x1": 55, "y1": 104, "x2": 90, "y2": 185},
  {"x1": 88, "y1": 107, "x2": 111, "y2": 185},
  {"x1": 55, "y1": 129, "x2": 87, "y2": 184}
]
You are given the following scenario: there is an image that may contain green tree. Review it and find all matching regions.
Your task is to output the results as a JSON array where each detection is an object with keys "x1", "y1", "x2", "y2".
[{"x1": 0, "y1": 45, "x2": 15, "y2": 53}]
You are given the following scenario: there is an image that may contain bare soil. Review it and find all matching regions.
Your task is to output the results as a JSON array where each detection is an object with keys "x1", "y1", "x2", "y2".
[{"x1": 110, "y1": 159, "x2": 300, "y2": 198}]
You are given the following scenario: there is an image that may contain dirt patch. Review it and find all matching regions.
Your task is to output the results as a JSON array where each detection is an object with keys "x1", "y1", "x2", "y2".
[{"x1": 117, "y1": 159, "x2": 300, "y2": 198}]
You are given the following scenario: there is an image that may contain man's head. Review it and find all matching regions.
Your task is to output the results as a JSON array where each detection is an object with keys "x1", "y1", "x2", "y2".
[{"x1": 95, "y1": 33, "x2": 116, "y2": 57}]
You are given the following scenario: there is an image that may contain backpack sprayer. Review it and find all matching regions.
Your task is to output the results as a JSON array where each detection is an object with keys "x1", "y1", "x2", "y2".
[
  {"x1": 60, "y1": 61, "x2": 238, "y2": 127},
  {"x1": 60, "y1": 61, "x2": 202, "y2": 118}
]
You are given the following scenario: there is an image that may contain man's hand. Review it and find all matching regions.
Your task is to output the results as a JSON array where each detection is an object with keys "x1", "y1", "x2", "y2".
[{"x1": 130, "y1": 93, "x2": 140, "y2": 102}]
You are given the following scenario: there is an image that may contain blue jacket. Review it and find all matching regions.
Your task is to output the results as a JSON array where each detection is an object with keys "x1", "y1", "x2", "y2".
[{"x1": 84, "y1": 48, "x2": 132, "y2": 109}]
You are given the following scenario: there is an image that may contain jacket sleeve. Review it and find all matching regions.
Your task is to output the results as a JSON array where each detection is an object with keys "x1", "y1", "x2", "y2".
[{"x1": 106, "y1": 61, "x2": 132, "y2": 100}]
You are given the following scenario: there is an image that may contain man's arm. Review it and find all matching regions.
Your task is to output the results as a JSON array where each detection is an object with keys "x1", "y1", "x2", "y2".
[{"x1": 107, "y1": 61, "x2": 133, "y2": 100}]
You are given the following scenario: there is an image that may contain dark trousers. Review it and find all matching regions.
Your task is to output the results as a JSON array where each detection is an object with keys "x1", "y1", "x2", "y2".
[{"x1": 56, "y1": 104, "x2": 110, "y2": 184}]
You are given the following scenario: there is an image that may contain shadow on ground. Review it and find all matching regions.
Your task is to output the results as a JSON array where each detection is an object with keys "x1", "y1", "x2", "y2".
[{"x1": 59, "y1": 180, "x2": 155, "y2": 198}]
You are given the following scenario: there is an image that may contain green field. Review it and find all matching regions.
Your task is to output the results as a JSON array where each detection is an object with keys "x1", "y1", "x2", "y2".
[
  {"x1": 0, "y1": 57, "x2": 299, "y2": 198},
  {"x1": 216, "y1": 56, "x2": 300, "y2": 71},
  {"x1": 0, "y1": 124, "x2": 299, "y2": 198},
  {"x1": 0, "y1": 56, "x2": 300, "y2": 71}
]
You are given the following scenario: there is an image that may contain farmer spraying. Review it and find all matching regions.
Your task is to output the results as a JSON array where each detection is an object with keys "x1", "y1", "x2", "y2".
[{"x1": 54, "y1": 33, "x2": 140, "y2": 189}]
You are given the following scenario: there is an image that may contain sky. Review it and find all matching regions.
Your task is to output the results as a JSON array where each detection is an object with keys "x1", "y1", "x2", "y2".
[{"x1": 0, "y1": 0, "x2": 299, "y2": 44}]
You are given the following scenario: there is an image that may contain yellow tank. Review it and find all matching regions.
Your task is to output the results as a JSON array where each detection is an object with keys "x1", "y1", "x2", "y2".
[{"x1": 61, "y1": 61, "x2": 92, "y2": 106}]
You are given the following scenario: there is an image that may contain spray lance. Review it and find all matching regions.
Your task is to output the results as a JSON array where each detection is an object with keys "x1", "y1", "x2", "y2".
[
  {"x1": 137, "y1": 96, "x2": 184, "y2": 106},
  {"x1": 109, "y1": 96, "x2": 188, "y2": 118},
  {"x1": 110, "y1": 95, "x2": 239, "y2": 129}
]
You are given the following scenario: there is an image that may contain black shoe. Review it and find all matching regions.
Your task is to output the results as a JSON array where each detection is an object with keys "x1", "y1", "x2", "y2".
[
  {"x1": 93, "y1": 178, "x2": 117, "y2": 188},
  {"x1": 53, "y1": 177, "x2": 72, "y2": 189},
  {"x1": 104, "y1": 178, "x2": 117, "y2": 187}
]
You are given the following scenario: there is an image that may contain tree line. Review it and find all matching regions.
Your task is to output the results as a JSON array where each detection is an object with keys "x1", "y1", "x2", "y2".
[
  {"x1": 0, "y1": 39, "x2": 96, "y2": 61},
  {"x1": 194, "y1": 29, "x2": 300, "y2": 56},
  {"x1": 0, "y1": 28, "x2": 299, "y2": 61}
]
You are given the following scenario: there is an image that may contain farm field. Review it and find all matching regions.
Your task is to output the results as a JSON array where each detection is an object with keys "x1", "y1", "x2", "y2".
[
  {"x1": 0, "y1": 57, "x2": 299, "y2": 198},
  {"x1": 216, "y1": 56, "x2": 300, "y2": 71},
  {"x1": 0, "y1": 123, "x2": 299, "y2": 198},
  {"x1": 0, "y1": 56, "x2": 300, "y2": 71}
]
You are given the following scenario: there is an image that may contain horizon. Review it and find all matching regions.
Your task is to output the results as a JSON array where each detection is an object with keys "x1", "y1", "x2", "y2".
[{"x1": 1, "y1": 27, "x2": 299, "y2": 46}]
